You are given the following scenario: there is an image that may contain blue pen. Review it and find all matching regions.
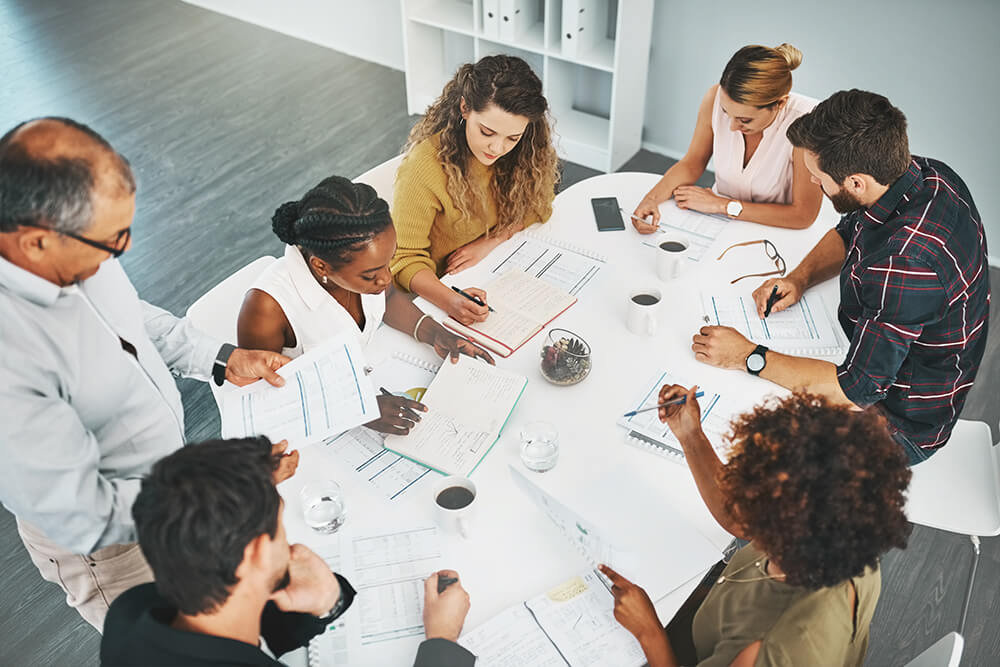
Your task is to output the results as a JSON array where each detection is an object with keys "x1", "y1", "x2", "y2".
[{"x1": 623, "y1": 391, "x2": 705, "y2": 417}]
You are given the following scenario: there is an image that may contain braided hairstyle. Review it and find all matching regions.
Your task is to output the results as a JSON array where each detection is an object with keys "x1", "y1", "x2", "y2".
[{"x1": 271, "y1": 176, "x2": 392, "y2": 269}]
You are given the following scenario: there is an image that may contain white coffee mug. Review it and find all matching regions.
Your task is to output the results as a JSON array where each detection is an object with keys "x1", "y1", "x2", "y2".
[
  {"x1": 656, "y1": 237, "x2": 690, "y2": 280},
  {"x1": 433, "y1": 476, "x2": 477, "y2": 539},
  {"x1": 627, "y1": 288, "x2": 662, "y2": 335}
]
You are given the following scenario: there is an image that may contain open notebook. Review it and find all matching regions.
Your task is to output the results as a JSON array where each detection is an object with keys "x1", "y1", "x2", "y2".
[
  {"x1": 459, "y1": 571, "x2": 646, "y2": 667},
  {"x1": 383, "y1": 356, "x2": 527, "y2": 476},
  {"x1": 701, "y1": 290, "x2": 848, "y2": 357},
  {"x1": 444, "y1": 270, "x2": 577, "y2": 358}
]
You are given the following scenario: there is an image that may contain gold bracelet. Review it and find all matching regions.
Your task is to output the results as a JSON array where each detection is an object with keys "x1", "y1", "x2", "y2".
[{"x1": 413, "y1": 314, "x2": 432, "y2": 342}]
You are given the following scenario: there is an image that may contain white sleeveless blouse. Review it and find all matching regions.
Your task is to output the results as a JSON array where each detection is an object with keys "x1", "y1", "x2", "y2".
[
  {"x1": 249, "y1": 245, "x2": 385, "y2": 357},
  {"x1": 711, "y1": 88, "x2": 817, "y2": 205}
]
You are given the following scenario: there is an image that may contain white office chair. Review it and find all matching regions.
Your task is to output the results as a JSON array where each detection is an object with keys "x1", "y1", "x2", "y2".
[
  {"x1": 905, "y1": 419, "x2": 999, "y2": 635},
  {"x1": 904, "y1": 632, "x2": 964, "y2": 667},
  {"x1": 354, "y1": 154, "x2": 403, "y2": 204},
  {"x1": 186, "y1": 256, "x2": 277, "y2": 408}
]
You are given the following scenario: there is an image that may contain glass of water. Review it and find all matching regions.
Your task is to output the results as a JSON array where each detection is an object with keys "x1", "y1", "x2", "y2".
[
  {"x1": 300, "y1": 480, "x2": 346, "y2": 533},
  {"x1": 520, "y1": 421, "x2": 559, "y2": 472}
]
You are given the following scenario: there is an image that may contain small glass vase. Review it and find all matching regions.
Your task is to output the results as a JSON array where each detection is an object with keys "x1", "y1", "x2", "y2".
[{"x1": 540, "y1": 328, "x2": 592, "y2": 386}]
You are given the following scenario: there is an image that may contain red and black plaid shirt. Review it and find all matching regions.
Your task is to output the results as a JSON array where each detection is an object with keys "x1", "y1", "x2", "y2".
[{"x1": 836, "y1": 156, "x2": 990, "y2": 449}]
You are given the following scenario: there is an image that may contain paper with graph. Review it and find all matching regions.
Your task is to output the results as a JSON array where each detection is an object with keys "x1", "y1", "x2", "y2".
[
  {"x1": 701, "y1": 291, "x2": 848, "y2": 356},
  {"x1": 490, "y1": 232, "x2": 606, "y2": 296},
  {"x1": 220, "y1": 334, "x2": 378, "y2": 449},
  {"x1": 459, "y1": 570, "x2": 646, "y2": 667},
  {"x1": 643, "y1": 200, "x2": 728, "y2": 262}
]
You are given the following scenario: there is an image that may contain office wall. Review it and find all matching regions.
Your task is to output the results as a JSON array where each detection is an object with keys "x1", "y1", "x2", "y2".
[
  {"x1": 183, "y1": 0, "x2": 404, "y2": 70},
  {"x1": 641, "y1": 0, "x2": 1000, "y2": 262}
]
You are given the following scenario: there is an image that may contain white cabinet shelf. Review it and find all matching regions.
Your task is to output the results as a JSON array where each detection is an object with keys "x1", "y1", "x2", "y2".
[{"x1": 401, "y1": 0, "x2": 653, "y2": 172}]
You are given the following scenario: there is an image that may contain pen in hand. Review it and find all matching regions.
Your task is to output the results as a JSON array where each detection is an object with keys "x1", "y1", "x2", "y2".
[
  {"x1": 437, "y1": 576, "x2": 459, "y2": 594},
  {"x1": 379, "y1": 386, "x2": 421, "y2": 421},
  {"x1": 451, "y1": 286, "x2": 495, "y2": 313},
  {"x1": 763, "y1": 285, "x2": 780, "y2": 318},
  {"x1": 623, "y1": 391, "x2": 705, "y2": 417}
]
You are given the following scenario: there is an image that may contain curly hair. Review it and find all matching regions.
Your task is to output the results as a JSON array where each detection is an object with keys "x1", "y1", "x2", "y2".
[
  {"x1": 405, "y1": 55, "x2": 558, "y2": 235},
  {"x1": 271, "y1": 175, "x2": 392, "y2": 268},
  {"x1": 719, "y1": 393, "x2": 911, "y2": 590}
]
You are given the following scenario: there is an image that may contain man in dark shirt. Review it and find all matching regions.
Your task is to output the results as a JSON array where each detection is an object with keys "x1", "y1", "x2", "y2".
[
  {"x1": 691, "y1": 89, "x2": 989, "y2": 465},
  {"x1": 101, "y1": 437, "x2": 475, "y2": 666}
]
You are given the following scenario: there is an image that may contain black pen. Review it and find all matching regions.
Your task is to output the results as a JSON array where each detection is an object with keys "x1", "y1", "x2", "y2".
[
  {"x1": 437, "y1": 576, "x2": 459, "y2": 594},
  {"x1": 451, "y1": 286, "x2": 495, "y2": 312},
  {"x1": 379, "y1": 386, "x2": 420, "y2": 421},
  {"x1": 763, "y1": 285, "x2": 780, "y2": 318}
]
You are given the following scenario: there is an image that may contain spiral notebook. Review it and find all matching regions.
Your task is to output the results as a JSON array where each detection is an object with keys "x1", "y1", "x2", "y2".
[
  {"x1": 617, "y1": 371, "x2": 735, "y2": 466},
  {"x1": 701, "y1": 291, "x2": 848, "y2": 357},
  {"x1": 490, "y1": 231, "x2": 607, "y2": 296},
  {"x1": 443, "y1": 270, "x2": 577, "y2": 358}
]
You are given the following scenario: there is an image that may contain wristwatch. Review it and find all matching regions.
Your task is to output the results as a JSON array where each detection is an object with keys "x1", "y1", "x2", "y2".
[
  {"x1": 212, "y1": 343, "x2": 237, "y2": 386},
  {"x1": 745, "y1": 344, "x2": 768, "y2": 376},
  {"x1": 726, "y1": 200, "x2": 743, "y2": 218}
]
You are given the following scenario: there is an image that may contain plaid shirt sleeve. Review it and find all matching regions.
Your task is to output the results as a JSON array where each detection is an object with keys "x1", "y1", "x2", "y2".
[{"x1": 837, "y1": 254, "x2": 947, "y2": 407}]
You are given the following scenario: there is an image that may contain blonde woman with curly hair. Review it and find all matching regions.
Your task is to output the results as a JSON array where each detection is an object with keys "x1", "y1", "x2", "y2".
[
  {"x1": 391, "y1": 55, "x2": 558, "y2": 325},
  {"x1": 633, "y1": 44, "x2": 822, "y2": 232}
]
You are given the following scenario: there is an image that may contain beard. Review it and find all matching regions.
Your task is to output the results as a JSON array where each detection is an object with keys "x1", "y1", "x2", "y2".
[
  {"x1": 828, "y1": 187, "x2": 866, "y2": 214},
  {"x1": 272, "y1": 568, "x2": 291, "y2": 593}
]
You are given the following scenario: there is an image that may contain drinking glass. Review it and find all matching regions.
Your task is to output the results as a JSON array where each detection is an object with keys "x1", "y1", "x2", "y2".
[
  {"x1": 300, "y1": 480, "x2": 347, "y2": 533},
  {"x1": 520, "y1": 421, "x2": 559, "y2": 472}
]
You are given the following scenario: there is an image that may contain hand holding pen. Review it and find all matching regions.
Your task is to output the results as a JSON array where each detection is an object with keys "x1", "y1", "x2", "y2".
[
  {"x1": 657, "y1": 384, "x2": 705, "y2": 441},
  {"x1": 751, "y1": 277, "x2": 805, "y2": 317},
  {"x1": 446, "y1": 286, "x2": 491, "y2": 326}
]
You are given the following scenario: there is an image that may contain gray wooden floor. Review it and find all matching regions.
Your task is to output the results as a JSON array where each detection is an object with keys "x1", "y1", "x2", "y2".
[{"x1": 0, "y1": 1, "x2": 997, "y2": 665}]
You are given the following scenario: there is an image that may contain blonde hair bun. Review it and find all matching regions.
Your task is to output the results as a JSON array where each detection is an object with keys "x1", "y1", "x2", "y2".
[{"x1": 774, "y1": 43, "x2": 803, "y2": 71}]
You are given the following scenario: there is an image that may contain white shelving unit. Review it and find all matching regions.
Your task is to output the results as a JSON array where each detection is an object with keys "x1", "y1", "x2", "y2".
[{"x1": 401, "y1": 0, "x2": 654, "y2": 172}]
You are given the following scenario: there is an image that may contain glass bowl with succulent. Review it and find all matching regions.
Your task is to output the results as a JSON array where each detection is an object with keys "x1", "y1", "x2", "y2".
[{"x1": 540, "y1": 329, "x2": 592, "y2": 385}]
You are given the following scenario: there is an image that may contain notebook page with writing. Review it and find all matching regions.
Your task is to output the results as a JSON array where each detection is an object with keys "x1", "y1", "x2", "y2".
[
  {"x1": 701, "y1": 291, "x2": 848, "y2": 356},
  {"x1": 384, "y1": 357, "x2": 527, "y2": 475}
]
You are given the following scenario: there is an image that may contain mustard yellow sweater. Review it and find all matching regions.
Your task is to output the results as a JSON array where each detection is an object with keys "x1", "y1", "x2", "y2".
[{"x1": 390, "y1": 134, "x2": 551, "y2": 291}]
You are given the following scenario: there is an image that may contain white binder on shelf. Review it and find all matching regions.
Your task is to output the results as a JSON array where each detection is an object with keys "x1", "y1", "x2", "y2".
[
  {"x1": 482, "y1": 0, "x2": 500, "y2": 39},
  {"x1": 499, "y1": 0, "x2": 539, "y2": 42},
  {"x1": 561, "y1": 0, "x2": 606, "y2": 58}
]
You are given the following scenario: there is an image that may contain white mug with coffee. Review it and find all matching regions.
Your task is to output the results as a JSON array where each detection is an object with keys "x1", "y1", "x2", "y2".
[
  {"x1": 627, "y1": 288, "x2": 662, "y2": 335},
  {"x1": 656, "y1": 236, "x2": 690, "y2": 280},
  {"x1": 433, "y1": 476, "x2": 477, "y2": 539}
]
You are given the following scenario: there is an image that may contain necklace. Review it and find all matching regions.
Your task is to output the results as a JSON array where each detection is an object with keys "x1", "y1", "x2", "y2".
[{"x1": 717, "y1": 559, "x2": 787, "y2": 584}]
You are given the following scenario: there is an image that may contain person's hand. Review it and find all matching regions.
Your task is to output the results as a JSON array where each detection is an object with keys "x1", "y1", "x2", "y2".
[
  {"x1": 445, "y1": 236, "x2": 502, "y2": 275},
  {"x1": 691, "y1": 326, "x2": 756, "y2": 370},
  {"x1": 427, "y1": 325, "x2": 496, "y2": 365},
  {"x1": 599, "y1": 565, "x2": 665, "y2": 646},
  {"x1": 751, "y1": 276, "x2": 805, "y2": 317},
  {"x1": 270, "y1": 544, "x2": 341, "y2": 617},
  {"x1": 631, "y1": 197, "x2": 661, "y2": 234},
  {"x1": 673, "y1": 185, "x2": 728, "y2": 215},
  {"x1": 225, "y1": 348, "x2": 291, "y2": 387},
  {"x1": 365, "y1": 393, "x2": 428, "y2": 435},
  {"x1": 423, "y1": 570, "x2": 471, "y2": 642},
  {"x1": 445, "y1": 286, "x2": 490, "y2": 325},
  {"x1": 657, "y1": 384, "x2": 704, "y2": 444},
  {"x1": 270, "y1": 439, "x2": 299, "y2": 484}
]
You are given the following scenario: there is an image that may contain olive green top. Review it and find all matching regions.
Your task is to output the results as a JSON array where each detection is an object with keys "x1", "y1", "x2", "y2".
[{"x1": 691, "y1": 544, "x2": 880, "y2": 666}]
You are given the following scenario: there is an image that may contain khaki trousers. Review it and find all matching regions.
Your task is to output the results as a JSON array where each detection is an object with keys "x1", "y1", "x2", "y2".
[{"x1": 16, "y1": 519, "x2": 153, "y2": 632}]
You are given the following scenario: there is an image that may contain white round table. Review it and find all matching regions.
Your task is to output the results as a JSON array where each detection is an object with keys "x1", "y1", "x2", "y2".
[{"x1": 280, "y1": 172, "x2": 842, "y2": 666}]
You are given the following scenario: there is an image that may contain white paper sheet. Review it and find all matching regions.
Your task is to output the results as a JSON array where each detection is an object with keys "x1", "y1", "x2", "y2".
[
  {"x1": 322, "y1": 428, "x2": 439, "y2": 501},
  {"x1": 642, "y1": 201, "x2": 728, "y2": 261},
  {"x1": 221, "y1": 335, "x2": 378, "y2": 449},
  {"x1": 491, "y1": 237, "x2": 604, "y2": 296}
]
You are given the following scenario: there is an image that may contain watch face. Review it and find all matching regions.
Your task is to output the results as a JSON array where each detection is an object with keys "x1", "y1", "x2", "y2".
[
  {"x1": 747, "y1": 353, "x2": 765, "y2": 372},
  {"x1": 727, "y1": 200, "x2": 742, "y2": 216}
]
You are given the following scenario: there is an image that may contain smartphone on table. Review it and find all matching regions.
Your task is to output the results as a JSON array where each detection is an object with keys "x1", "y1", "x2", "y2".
[{"x1": 591, "y1": 196, "x2": 626, "y2": 232}]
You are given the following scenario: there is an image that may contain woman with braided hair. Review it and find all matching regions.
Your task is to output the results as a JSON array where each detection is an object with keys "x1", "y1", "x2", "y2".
[
  {"x1": 391, "y1": 54, "x2": 559, "y2": 325},
  {"x1": 237, "y1": 175, "x2": 494, "y2": 435}
]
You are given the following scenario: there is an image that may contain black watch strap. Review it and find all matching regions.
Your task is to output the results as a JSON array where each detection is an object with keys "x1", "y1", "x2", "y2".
[
  {"x1": 746, "y1": 344, "x2": 769, "y2": 377},
  {"x1": 212, "y1": 343, "x2": 237, "y2": 386}
]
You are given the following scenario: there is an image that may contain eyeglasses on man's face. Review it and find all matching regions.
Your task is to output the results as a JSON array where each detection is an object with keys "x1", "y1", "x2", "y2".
[
  {"x1": 21, "y1": 222, "x2": 132, "y2": 258},
  {"x1": 716, "y1": 239, "x2": 786, "y2": 284}
]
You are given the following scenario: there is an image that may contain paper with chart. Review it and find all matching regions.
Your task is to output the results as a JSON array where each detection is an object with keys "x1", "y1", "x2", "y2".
[
  {"x1": 459, "y1": 571, "x2": 645, "y2": 667},
  {"x1": 444, "y1": 270, "x2": 577, "y2": 357},
  {"x1": 322, "y1": 428, "x2": 439, "y2": 501},
  {"x1": 701, "y1": 290, "x2": 848, "y2": 356},
  {"x1": 510, "y1": 466, "x2": 720, "y2": 602},
  {"x1": 618, "y1": 370, "x2": 735, "y2": 462},
  {"x1": 490, "y1": 234, "x2": 605, "y2": 296},
  {"x1": 314, "y1": 525, "x2": 441, "y2": 649},
  {"x1": 384, "y1": 356, "x2": 527, "y2": 475},
  {"x1": 220, "y1": 334, "x2": 378, "y2": 448},
  {"x1": 644, "y1": 200, "x2": 728, "y2": 261}
]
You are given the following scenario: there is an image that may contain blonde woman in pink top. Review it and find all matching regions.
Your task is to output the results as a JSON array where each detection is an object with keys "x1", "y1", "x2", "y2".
[{"x1": 633, "y1": 44, "x2": 823, "y2": 231}]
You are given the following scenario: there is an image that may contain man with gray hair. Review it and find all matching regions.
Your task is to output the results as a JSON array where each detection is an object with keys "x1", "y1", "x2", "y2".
[{"x1": 0, "y1": 117, "x2": 294, "y2": 630}]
